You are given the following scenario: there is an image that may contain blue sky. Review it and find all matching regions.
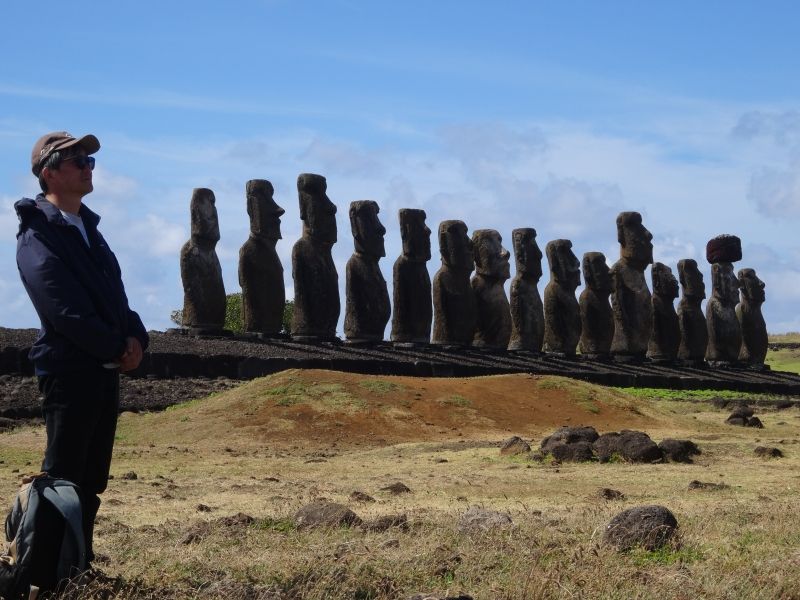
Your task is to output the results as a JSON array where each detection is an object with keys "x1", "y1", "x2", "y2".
[{"x1": 3, "y1": 1, "x2": 800, "y2": 333}]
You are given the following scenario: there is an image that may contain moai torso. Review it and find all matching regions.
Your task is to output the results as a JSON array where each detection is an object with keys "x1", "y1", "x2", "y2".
[
  {"x1": 543, "y1": 239, "x2": 581, "y2": 356},
  {"x1": 737, "y1": 268, "x2": 768, "y2": 367},
  {"x1": 610, "y1": 212, "x2": 654, "y2": 360},
  {"x1": 344, "y1": 200, "x2": 390, "y2": 342},
  {"x1": 431, "y1": 220, "x2": 476, "y2": 346},
  {"x1": 390, "y1": 209, "x2": 432, "y2": 344},
  {"x1": 180, "y1": 188, "x2": 226, "y2": 330},
  {"x1": 705, "y1": 235, "x2": 742, "y2": 365},
  {"x1": 471, "y1": 229, "x2": 511, "y2": 349},
  {"x1": 579, "y1": 252, "x2": 613, "y2": 358},
  {"x1": 508, "y1": 228, "x2": 544, "y2": 352},
  {"x1": 647, "y1": 262, "x2": 680, "y2": 362},
  {"x1": 238, "y1": 179, "x2": 285, "y2": 335},
  {"x1": 676, "y1": 259, "x2": 707, "y2": 364},
  {"x1": 291, "y1": 174, "x2": 340, "y2": 341}
]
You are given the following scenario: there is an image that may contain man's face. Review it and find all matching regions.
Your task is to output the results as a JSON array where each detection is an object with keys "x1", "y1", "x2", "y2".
[
  {"x1": 584, "y1": 254, "x2": 611, "y2": 293},
  {"x1": 442, "y1": 222, "x2": 474, "y2": 272},
  {"x1": 475, "y1": 231, "x2": 510, "y2": 280},
  {"x1": 514, "y1": 230, "x2": 543, "y2": 280},
  {"x1": 353, "y1": 203, "x2": 386, "y2": 258},
  {"x1": 739, "y1": 269, "x2": 766, "y2": 303},
  {"x1": 45, "y1": 149, "x2": 94, "y2": 198},
  {"x1": 401, "y1": 214, "x2": 431, "y2": 262},
  {"x1": 713, "y1": 263, "x2": 739, "y2": 306},
  {"x1": 621, "y1": 221, "x2": 654, "y2": 266},
  {"x1": 679, "y1": 261, "x2": 706, "y2": 300}
]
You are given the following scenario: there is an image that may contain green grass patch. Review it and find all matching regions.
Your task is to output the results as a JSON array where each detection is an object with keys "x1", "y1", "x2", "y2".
[
  {"x1": 765, "y1": 348, "x2": 800, "y2": 374},
  {"x1": 621, "y1": 387, "x2": 776, "y2": 402},
  {"x1": 265, "y1": 381, "x2": 359, "y2": 408},
  {"x1": 253, "y1": 517, "x2": 296, "y2": 533},
  {"x1": 438, "y1": 394, "x2": 471, "y2": 407},
  {"x1": 629, "y1": 545, "x2": 703, "y2": 566},
  {"x1": 359, "y1": 380, "x2": 404, "y2": 394}
]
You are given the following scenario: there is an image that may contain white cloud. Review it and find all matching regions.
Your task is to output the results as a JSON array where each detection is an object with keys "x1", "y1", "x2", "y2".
[{"x1": 747, "y1": 164, "x2": 800, "y2": 219}]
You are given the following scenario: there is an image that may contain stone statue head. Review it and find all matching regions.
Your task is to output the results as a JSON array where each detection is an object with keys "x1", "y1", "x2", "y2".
[
  {"x1": 738, "y1": 268, "x2": 765, "y2": 304},
  {"x1": 190, "y1": 188, "x2": 220, "y2": 244},
  {"x1": 616, "y1": 211, "x2": 653, "y2": 268},
  {"x1": 652, "y1": 262, "x2": 679, "y2": 300},
  {"x1": 399, "y1": 208, "x2": 431, "y2": 262},
  {"x1": 677, "y1": 259, "x2": 705, "y2": 300},
  {"x1": 512, "y1": 228, "x2": 543, "y2": 281},
  {"x1": 582, "y1": 252, "x2": 611, "y2": 294},
  {"x1": 438, "y1": 220, "x2": 474, "y2": 273},
  {"x1": 472, "y1": 229, "x2": 510, "y2": 280},
  {"x1": 246, "y1": 179, "x2": 284, "y2": 240},
  {"x1": 349, "y1": 200, "x2": 386, "y2": 258},
  {"x1": 546, "y1": 239, "x2": 581, "y2": 291},
  {"x1": 711, "y1": 262, "x2": 740, "y2": 307},
  {"x1": 298, "y1": 173, "x2": 337, "y2": 244}
]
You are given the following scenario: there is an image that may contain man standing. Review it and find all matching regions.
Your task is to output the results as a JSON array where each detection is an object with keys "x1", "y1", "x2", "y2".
[{"x1": 14, "y1": 131, "x2": 148, "y2": 565}]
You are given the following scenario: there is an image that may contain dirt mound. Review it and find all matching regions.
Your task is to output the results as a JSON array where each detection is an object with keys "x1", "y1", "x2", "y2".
[{"x1": 119, "y1": 369, "x2": 655, "y2": 449}]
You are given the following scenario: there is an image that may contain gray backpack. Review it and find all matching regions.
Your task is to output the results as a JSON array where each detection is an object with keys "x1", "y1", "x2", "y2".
[{"x1": 1, "y1": 475, "x2": 86, "y2": 599}]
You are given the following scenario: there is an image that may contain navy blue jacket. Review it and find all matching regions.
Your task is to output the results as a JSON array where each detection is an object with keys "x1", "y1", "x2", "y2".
[{"x1": 15, "y1": 195, "x2": 149, "y2": 375}]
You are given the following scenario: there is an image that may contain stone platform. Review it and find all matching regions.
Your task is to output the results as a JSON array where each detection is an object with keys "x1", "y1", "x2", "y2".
[{"x1": 1, "y1": 329, "x2": 799, "y2": 395}]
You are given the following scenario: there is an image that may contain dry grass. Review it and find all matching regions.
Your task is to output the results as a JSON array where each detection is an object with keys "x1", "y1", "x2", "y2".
[{"x1": 0, "y1": 370, "x2": 799, "y2": 599}]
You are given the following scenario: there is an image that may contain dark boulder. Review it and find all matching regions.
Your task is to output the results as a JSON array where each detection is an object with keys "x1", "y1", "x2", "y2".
[
  {"x1": 658, "y1": 439, "x2": 701, "y2": 463},
  {"x1": 550, "y1": 441, "x2": 595, "y2": 462},
  {"x1": 500, "y1": 436, "x2": 531, "y2": 456},
  {"x1": 540, "y1": 426, "x2": 599, "y2": 453},
  {"x1": 746, "y1": 416, "x2": 764, "y2": 428},
  {"x1": 294, "y1": 501, "x2": 362, "y2": 529},
  {"x1": 594, "y1": 430, "x2": 662, "y2": 463},
  {"x1": 754, "y1": 446, "x2": 783, "y2": 458},
  {"x1": 603, "y1": 505, "x2": 678, "y2": 551}
]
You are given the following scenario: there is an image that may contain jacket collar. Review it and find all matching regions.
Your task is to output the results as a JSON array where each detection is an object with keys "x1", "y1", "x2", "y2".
[{"x1": 33, "y1": 194, "x2": 101, "y2": 229}]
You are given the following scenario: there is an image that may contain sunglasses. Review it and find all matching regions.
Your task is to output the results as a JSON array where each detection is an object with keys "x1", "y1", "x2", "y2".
[{"x1": 62, "y1": 155, "x2": 96, "y2": 171}]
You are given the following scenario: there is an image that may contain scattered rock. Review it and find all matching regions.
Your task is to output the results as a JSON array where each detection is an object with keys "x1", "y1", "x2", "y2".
[
  {"x1": 349, "y1": 490, "x2": 376, "y2": 503},
  {"x1": 216, "y1": 513, "x2": 255, "y2": 527},
  {"x1": 380, "y1": 481, "x2": 411, "y2": 495},
  {"x1": 727, "y1": 406, "x2": 755, "y2": 426},
  {"x1": 120, "y1": 471, "x2": 138, "y2": 480},
  {"x1": 457, "y1": 506, "x2": 513, "y2": 533},
  {"x1": 500, "y1": 436, "x2": 531, "y2": 456},
  {"x1": 540, "y1": 426, "x2": 599, "y2": 453},
  {"x1": 294, "y1": 501, "x2": 362, "y2": 529},
  {"x1": 597, "y1": 488, "x2": 625, "y2": 500},
  {"x1": 196, "y1": 504, "x2": 213, "y2": 512},
  {"x1": 594, "y1": 431, "x2": 662, "y2": 463},
  {"x1": 550, "y1": 441, "x2": 594, "y2": 462},
  {"x1": 658, "y1": 439, "x2": 701, "y2": 463},
  {"x1": 746, "y1": 417, "x2": 764, "y2": 429},
  {"x1": 362, "y1": 513, "x2": 408, "y2": 532},
  {"x1": 602, "y1": 505, "x2": 678, "y2": 551},
  {"x1": 688, "y1": 480, "x2": 729, "y2": 491},
  {"x1": 754, "y1": 446, "x2": 783, "y2": 458}
]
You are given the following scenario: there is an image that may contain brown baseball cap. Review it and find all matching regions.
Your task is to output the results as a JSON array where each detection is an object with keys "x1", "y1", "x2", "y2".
[{"x1": 31, "y1": 131, "x2": 100, "y2": 176}]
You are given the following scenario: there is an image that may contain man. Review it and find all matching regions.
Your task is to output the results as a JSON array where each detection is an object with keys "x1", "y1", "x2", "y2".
[{"x1": 14, "y1": 131, "x2": 148, "y2": 567}]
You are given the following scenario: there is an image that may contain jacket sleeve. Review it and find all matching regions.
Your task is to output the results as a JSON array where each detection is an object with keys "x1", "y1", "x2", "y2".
[{"x1": 17, "y1": 230, "x2": 128, "y2": 362}]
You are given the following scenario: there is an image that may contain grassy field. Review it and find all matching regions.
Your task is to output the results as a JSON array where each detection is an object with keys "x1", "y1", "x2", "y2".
[{"x1": 0, "y1": 370, "x2": 799, "y2": 599}]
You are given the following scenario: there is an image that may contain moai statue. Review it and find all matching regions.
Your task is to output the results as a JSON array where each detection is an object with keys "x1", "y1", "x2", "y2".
[
  {"x1": 705, "y1": 235, "x2": 742, "y2": 366},
  {"x1": 737, "y1": 268, "x2": 768, "y2": 369},
  {"x1": 238, "y1": 179, "x2": 285, "y2": 337},
  {"x1": 431, "y1": 220, "x2": 477, "y2": 347},
  {"x1": 291, "y1": 173, "x2": 340, "y2": 342},
  {"x1": 471, "y1": 229, "x2": 512, "y2": 349},
  {"x1": 578, "y1": 252, "x2": 613, "y2": 359},
  {"x1": 180, "y1": 188, "x2": 227, "y2": 333},
  {"x1": 508, "y1": 228, "x2": 544, "y2": 352},
  {"x1": 543, "y1": 239, "x2": 581, "y2": 356},
  {"x1": 344, "y1": 200, "x2": 390, "y2": 343},
  {"x1": 390, "y1": 208, "x2": 432, "y2": 345},
  {"x1": 647, "y1": 262, "x2": 680, "y2": 363},
  {"x1": 676, "y1": 259, "x2": 707, "y2": 366},
  {"x1": 610, "y1": 211, "x2": 654, "y2": 362}
]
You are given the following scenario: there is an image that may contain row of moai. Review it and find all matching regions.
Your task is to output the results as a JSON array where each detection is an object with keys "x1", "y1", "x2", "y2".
[{"x1": 179, "y1": 174, "x2": 769, "y2": 369}]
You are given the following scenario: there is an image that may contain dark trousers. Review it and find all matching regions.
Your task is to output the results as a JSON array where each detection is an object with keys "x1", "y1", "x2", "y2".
[{"x1": 37, "y1": 368, "x2": 120, "y2": 562}]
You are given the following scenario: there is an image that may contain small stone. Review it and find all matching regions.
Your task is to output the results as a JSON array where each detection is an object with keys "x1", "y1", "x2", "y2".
[
  {"x1": 500, "y1": 436, "x2": 531, "y2": 456},
  {"x1": 120, "y1": 471, "x2": 138, "y2": 480},
  {"x1": 362, "y1": 513, "x2": 408, "y2": 532},
  {"x1": 746, "y1": 417, "x2": 764, "y2": 429},
  {"x1": 349, "y1": 491, "x2": 375, "y2": 503},
  {"x1": 688, "y1": 480, "x2": 729, "y2": 491},
  {"x1": 294, "y1": 501, "x2": 362, "y2": 529},
  {"x1": 196, "y1": 504, "x2": 213, "y2": 512},
  {"x1": 380, "y1": 482, "x2": 411, "y2": 495},
  {"x1": 597, "y1": 488, "x2": 625, "y2": 500},
  {"x1": 754, "y1": 446, "x2": 783, "y2": 458}
]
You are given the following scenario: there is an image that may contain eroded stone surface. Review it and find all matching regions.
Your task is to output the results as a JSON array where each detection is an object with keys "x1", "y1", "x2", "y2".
[
  {"x1": 610, "y1": 212, "x2": 654, "y2": 361},
  {"x1": 344, "y1": 200, "x2": 390, "y2": 343},
  {"x1": 291, "y1": 174, "x2": 340, "y2": 341},
  {"x1": 180, "y1": 188, "x2": 226, "y2": 330},
  {"x1": 677, "y1": 259, "x2": 708, "y2": 364},
  {"x1": 647, "y1": 262, "x2": 680, "y2": 362},
  {"x1": 543, "y1": 239, "x2": 581, "y2": 356},
  {"x1": 706, "y1": 261, "x2": 742, "y2": 365},
  {"x1": 508, "y1": 228, "x2": 544, "y2": 352},
  {"x1": 432, "y1": 220, "x2": 476, "y2": 347},
  {"x1": 737, "y1": 268, "x2": 768, "y2": 367},
  {"x1": 471, "y1": 229, "x2": 511, "y2": 349},
  {"x1": 391, "y1": 209, "x2": 432, "y2": 344},
  {"x1": 603, "y1": 505, "x2": 678, "y2": 551},
  {"x1": 239, "y1": 179, "x2": 285, "y2": 335},
  {"x1": 579, "y1": 252, "x2": 613, "y2": 359}
]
